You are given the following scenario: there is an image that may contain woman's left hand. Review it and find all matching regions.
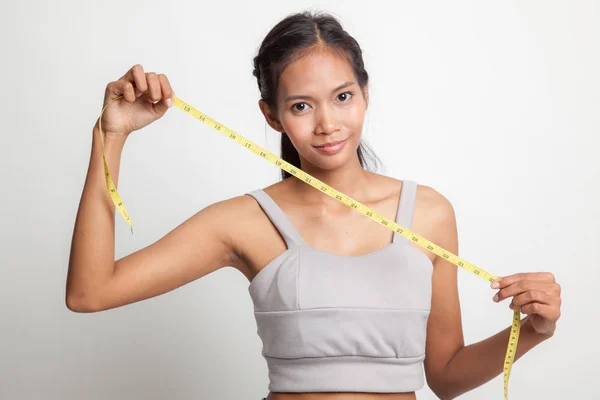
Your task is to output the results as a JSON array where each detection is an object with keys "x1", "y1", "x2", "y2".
[{"x1": 491, "y1": 272, "x2": 561, "y2": 337}]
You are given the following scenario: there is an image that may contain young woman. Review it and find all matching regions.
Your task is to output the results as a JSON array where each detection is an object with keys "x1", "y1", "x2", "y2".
[{"x1": 66, "y1": 10, "x2": 562, "y2": 400}]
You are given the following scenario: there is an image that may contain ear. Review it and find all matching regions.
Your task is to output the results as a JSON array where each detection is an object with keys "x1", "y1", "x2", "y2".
[
  {"x1": 258, "y1": 99, "x2": 285, "y2": 133},
  {"x1": 363, "y1": 86, "x2": 369, "y2": 110}
]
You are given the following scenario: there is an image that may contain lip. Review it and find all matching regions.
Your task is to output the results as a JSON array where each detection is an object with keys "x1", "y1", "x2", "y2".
[
  {"x1": 313, "y1": 139, "x2": 347, "y2": 148},
  {"x1": 312, "y1": 138, "x2": 348, "y2": 154}
]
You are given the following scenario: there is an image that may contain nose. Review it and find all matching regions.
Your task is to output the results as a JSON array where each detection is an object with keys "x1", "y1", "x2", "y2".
[{"x1": 315, "y1": 104, "x2": 340, "y2": 135}]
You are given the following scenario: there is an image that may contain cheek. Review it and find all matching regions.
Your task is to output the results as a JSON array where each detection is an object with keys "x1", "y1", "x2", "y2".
[
  {"x1": 280, "y1": 115, "x2": 313, "y2": 142},
  {"x1": 345, "y1": 109, "x2": 365, "y2": 138}
]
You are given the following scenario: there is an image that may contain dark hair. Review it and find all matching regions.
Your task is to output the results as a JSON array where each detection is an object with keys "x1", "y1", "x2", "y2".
[{"x1": 252, "y1": 10, "x2": 383, "y2": 180}]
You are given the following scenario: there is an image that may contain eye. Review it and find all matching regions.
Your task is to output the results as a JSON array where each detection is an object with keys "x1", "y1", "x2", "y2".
[
  {"x1": 291, "y1": 102, "x2": 309, "y2": 112},
  {"x1": 337, "y1": 91, "x2": 354, "y2": 102}
]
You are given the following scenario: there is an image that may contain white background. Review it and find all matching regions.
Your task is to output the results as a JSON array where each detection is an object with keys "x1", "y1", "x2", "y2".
[{"x1": 1, "y1": 0, "x2": 598, "y2": 399}]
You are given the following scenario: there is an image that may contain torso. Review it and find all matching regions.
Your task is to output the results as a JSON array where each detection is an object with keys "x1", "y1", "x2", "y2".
[{"x1": 231, "y1": 172, "x2": 438, "y2": 400}]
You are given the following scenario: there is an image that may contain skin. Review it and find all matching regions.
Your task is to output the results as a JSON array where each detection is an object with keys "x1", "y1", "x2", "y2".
[{"x1": 66, "y1": 48, "x2": 561, "y2": 400}]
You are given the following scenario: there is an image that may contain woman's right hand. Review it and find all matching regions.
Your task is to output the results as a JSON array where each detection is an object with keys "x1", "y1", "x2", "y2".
[{"x1": 98, "y1": 64, "x2": 175, "y2": 138}]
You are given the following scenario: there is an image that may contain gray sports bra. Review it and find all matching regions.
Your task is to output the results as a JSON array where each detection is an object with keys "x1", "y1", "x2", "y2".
[{"x1": 245, "y1": 179, "x2": 433, "y2": 393}]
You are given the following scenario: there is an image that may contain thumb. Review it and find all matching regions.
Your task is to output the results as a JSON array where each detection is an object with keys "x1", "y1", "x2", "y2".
[{"x1": 150, "y1": 97, "x2": 171, "y2": 116}]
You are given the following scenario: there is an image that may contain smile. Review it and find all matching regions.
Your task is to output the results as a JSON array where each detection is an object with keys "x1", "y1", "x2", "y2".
[{"x1": 312, "y1": 138, "x2": 348, "y2": 154}]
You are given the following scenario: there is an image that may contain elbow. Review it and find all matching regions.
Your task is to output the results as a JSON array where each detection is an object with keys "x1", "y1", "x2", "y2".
[
  {"x1": 65, "y1": 273, "x2": 106, "y2": 313},
  {"x1": 430, "y1": 387, "x2": 454, "y2": 400},
  {"x1": 65, "y1": 291, "x2": 101, "y2": 313},
  {"x1": 429, "y1": 383, "x2": 466, "y2": 400},
  {"x1": 426, "y1": 372, "x2": 460, "y2": 400},
  {"x1": 427, "y1": 380, "x2": 450, "y2": 400}
]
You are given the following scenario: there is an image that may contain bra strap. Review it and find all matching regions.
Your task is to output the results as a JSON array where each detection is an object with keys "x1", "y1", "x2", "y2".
[
  {"x1": 392, "y1": 180, "x2": 418, "y2": 243},
  {"x1": 245, "y1": 189, "x2": 305, "y2": 248}
]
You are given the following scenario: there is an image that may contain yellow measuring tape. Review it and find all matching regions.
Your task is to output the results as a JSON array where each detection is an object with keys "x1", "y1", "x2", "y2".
[{"x1": 97, "y1": 94, "x2": 521, "y2": 399}]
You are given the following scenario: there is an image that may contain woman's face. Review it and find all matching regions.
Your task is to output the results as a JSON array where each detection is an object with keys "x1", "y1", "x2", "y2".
[{"x1": 260, "y1": 49, "x2": 369, "y2": 173}]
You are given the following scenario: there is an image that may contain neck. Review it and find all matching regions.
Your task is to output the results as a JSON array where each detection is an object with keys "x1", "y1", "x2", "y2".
[{"x1": 289, "y1": 155, "x2": 372, "y2": 205}]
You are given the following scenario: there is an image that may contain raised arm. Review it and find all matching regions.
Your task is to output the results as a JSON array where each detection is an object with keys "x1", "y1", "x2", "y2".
[{"x1": 66, "y1": 64, "x2": 246, "y2": 312}]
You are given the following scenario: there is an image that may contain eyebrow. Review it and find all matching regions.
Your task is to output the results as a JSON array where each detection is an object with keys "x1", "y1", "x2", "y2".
[{"x1": 284, "y1": 81, "x2": 356, "y2": 102}]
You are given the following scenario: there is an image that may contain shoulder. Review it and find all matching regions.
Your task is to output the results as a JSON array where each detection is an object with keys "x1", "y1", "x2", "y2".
[
  {"x1": 413, "y1": 182, "x2": 458, "y2": 254},
  {"x1": 197, "y1": 191, "x2": 269, "y2": 254},
  {"x1": 211, "y1": 183, "x2": 286, "y2": 247},
  {"x1": 414, "y1": 182, "x2": 455, "y2": 221},
  {"x1": 376, "y1": 173, "x2": 457, "y2": 240},
  {"x1": 211, "y1": 189, "x2": 271, "y2": 227},
  {"x1": 206, "y1": 191, "x2": 259, "y2": 217},
  {"x1": 373, "y1": 172, "x2": 455, "y2": 217}
]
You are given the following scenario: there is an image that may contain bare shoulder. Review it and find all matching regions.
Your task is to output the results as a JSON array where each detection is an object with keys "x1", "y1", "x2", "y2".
[
  {"x1": 416, "y1": 183, "x2": 454, "y2": 214},
  {"x1": 414, "y1": 182, "x2": 456, "y2": 227},
  {"x1": 219, "y1": 183, "x2": 291, "y2": 278},
  {"x1": 368, "y1": 172, "x2": 454, "y2": 211},
  {"x1": 373, "y1": 173, "x2": 456, "y2": 258},
  {"x1": 215, "y1": 191, "x2": 274, "y2": 261},
  {"x1": 411, "y1": 182, "x2": 458, "y2": 262}
]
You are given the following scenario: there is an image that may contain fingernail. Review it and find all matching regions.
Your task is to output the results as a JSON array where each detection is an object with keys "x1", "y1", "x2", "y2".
[
  {"x1": 166, "y1": 98, "x2": 173, "y2": 108},
  {"x1": 491, "y1": 281, "x2": 499, "y2": 289},
  {"x1": 493, "y1": 294, "x2": 499, "y2": 302}
]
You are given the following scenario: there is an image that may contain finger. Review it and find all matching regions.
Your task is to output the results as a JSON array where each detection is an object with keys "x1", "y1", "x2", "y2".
[
  {"x1": 120, "y1": 64, "x2": 148, "y2": 97},
  {"x1": 105, "y1": 81, "x2": 124, "y2": 103},
  {"x1": 146, "y1": 72, "x2": 161, "y2": 103},
  {"x1": 493, "y1": 280, "x2": 550, "y2": 302},
  {"x1": 509, "y1": 290, "x2": 556, "y2": 309},
  {"x1": 120, "y1": 80, "x2": 136, "y2": 103},
  {"x1": 520, "y1": 303, "x2": 561, "y2": 322},
  {"x1": 492, "y1": 272, "x2": 556, "y2": 289},
  {"x1": 105, "y1": 79, "x2": 134, "y2": 103},
  {"x1": 495, "y1": 280, "x2": 561, "y2": 301},
  {"x1": 158, "y1": 73, "x2": 174, "y2": 107},
  {"x1": 131, "y1": 64, "x2": 148, "y2": 97}
]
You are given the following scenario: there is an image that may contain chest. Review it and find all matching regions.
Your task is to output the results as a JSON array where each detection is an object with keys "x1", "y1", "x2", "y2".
[
  {"x1": 248, "y1": 241, "x2": 434, "y2": 312},
  {"x1": 242, "y1": 206, "x2": 435, "y2": 282}
]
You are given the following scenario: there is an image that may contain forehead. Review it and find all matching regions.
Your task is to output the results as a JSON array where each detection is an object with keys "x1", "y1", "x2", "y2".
[{"x1": 278, "y1": 49, "x2": 354, "y2": 99}]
